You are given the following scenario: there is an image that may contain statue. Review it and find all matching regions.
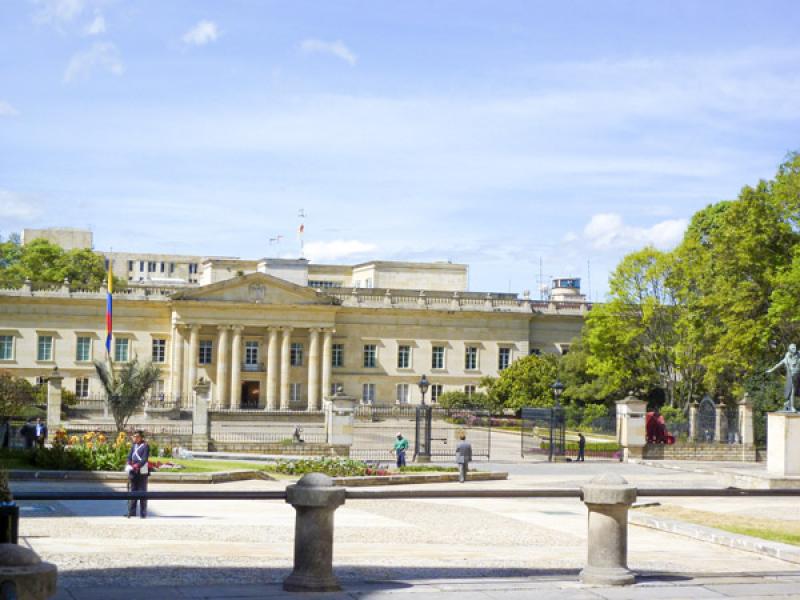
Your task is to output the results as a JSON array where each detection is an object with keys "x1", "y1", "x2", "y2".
[{"x1": 766, "y1": 343, "x2": 800, "y2": 412}]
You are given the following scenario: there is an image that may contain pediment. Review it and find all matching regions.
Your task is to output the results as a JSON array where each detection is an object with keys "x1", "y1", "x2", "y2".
[{"x1": 171, "y1": 273, "x2": 335, "y2": 306}]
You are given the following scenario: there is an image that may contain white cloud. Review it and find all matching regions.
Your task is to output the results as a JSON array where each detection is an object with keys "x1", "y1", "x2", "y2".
[
  {"x1": 300, "y1": 39, "x2": 357, "y2": 66},
  {"x1": 182, "y1": 20, "x2": 219, "y2": 46},
  {"x1": 32, "y1": 0, "x2": 86, "y2": 25},
  {"x1": 304, "y1": 240, "x2": 377, "y2": 262},
  {"x1": 0, "y1": 101, "x2": 19, "y2": 117},
  {"x1": 85, "y1": 15, "x2": 105, "y2": 35},
  {"x1": 583, "y1": 213, "x2": 688, "y2": 250},
  {"x1": 0, "y1": 190, "x2": 42, "y2": 220},
  {"x1": 63, "y1": 42, "x2": 123, "y2": 82}
]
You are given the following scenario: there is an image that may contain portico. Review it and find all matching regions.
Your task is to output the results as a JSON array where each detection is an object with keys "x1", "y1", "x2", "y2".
[{"x1": 167, "y1": 273, "x2": 338, "y2": 411}]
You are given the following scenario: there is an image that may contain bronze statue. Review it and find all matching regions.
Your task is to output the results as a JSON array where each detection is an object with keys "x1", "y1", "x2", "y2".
[{"x1": 767, "y1": 343, "x2": 800, "y2": 412}]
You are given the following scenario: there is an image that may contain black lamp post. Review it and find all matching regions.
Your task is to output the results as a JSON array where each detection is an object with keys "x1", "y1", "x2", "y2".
[
  {"x1": 549, "y1": 380, "x2": 565, "y2": 462},
  {"x1": 418, "y1": 374, "x2": 430, "y2": 406},
  {"x1": 415, "y1": 374, "x2": 432, "y2": 462}
]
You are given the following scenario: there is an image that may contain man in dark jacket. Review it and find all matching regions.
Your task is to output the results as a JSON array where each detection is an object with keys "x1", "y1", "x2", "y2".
[
  {"x1": 455, "y1": 432, "x2": 473, "y2": 483},
  {"x1": 126, "y1": 430, "x2": 150, "y2": 518}
]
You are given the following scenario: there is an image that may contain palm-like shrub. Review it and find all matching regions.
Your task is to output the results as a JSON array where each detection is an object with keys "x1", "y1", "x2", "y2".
[{"x1": 94, "y1": 357, "x2": 161, "y2": 431}]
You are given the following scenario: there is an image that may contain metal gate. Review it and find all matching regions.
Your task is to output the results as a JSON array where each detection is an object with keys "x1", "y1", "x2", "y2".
[
  {"x1": 521, "y1": 406, "x2": 565, "y2": 461},
  {"x1": 698, "y1": 395, "x2": 716, "y2": 442},
  {"x1": 351, "y1": 405, "x2": 491, "y2": 462}
]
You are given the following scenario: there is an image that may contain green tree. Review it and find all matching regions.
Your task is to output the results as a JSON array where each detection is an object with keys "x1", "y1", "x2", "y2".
[
  {"x1": 436, "y1": 391, "x2": 496, "y2": 411},
  {"x1": 480, "y1": 353, "x2": 559, "y2": 410},
  {"x1": 0, "y1": 371, "x2": 37, "y2": 417},
  {"x1": 93, "y1": 357, "x2": 161, "y2": 431},
  {"x1": 0, "y1": 236, "x2": 119, "y2": 288}
]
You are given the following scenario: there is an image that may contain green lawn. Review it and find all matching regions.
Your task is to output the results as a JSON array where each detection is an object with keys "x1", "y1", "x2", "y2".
[
  {"x1": 155, "y1": 458, "x2": 270, "y2": 473},
  {"x1": 639, "y1": 505, "x2": 800, "y2": 547}
]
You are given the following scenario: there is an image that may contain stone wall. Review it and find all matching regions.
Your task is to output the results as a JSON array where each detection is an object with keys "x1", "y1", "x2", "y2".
[{"x1": 643, "y1": 443, "x2": 757, "y2": 461}]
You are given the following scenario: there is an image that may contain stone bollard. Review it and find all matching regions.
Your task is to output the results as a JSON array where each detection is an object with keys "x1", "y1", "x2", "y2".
[
  {"x1": 283, "y1": 473, "x2": 346, "y2": 593},
  {"x1": 0, "y1": 544, "x2": 57, "y2": 599},
  {"x1": 580, "y1": 473, "x2": 637, "y2": 586}
]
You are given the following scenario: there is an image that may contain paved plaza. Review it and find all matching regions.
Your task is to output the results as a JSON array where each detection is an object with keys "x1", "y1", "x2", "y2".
[{"x1": 9, "y1": 459, "x2": 800, "y2": 599}]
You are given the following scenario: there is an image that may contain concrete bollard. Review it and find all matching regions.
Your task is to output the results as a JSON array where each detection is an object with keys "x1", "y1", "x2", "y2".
[
  {"x1": 283, "y1": 473, "x2": 346, "y2": 593},
  {"x1": 580, "y1": 473, "x2": 637, "y2": 586},
  {"x1": 0, "y1": 543, "x2": 58, "y2": 599}
]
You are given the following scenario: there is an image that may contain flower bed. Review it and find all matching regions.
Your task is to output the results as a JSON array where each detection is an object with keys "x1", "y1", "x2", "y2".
[{"x1": 28, "y1": 429, "x2": 163, "y2": 472}]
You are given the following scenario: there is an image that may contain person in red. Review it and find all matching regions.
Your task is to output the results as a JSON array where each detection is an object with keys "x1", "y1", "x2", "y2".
[{"x1": 126, "y1": 430, "x2": 150, "y2": 519}]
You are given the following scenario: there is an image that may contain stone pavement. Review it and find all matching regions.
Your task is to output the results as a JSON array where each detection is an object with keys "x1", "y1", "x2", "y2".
[{"x1": 10, "y1": 460, "x2": 800, "y2": 599}]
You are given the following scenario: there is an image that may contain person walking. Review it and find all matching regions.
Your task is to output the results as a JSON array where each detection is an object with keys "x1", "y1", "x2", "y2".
[
  {"x1": 455, "y1": 432, "x2": 472, "y2": 483},
  {"x1": 392, "y1": 432, "x2": 408, "y2": 468},
  {"x1": 126, "y1": 430, "x2": 150, "y2": 519},
  {"x1": 33, "y1": 417, "x2": 47, "y2": 448},
  {"x1": 577, "y1": 432, "x2": 586, "y2": 462}
]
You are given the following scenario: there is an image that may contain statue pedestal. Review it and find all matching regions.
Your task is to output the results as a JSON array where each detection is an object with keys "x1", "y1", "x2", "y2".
[{"x1": 767, "y1": 412, "x2": 800, "y2": 476}]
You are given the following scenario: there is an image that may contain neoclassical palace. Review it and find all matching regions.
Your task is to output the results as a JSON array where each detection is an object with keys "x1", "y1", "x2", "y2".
[{"x1": 1, "y1": 228, "x2": 589, "y2": 409}]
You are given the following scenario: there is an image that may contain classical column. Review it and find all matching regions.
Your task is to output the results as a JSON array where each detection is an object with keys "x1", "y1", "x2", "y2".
[
  {"x1": 262, "y1": 330, "x2": 270, "y2": 409},
  {"x1": 230, "y1": 326, "x2": 243, "y2": 409},
  {"x1": 307, "y1": 328, "x2": 321, "y2": 411},
  {"x1": 170, "y1": 324, "x2": 184, "y2": 403},
  {"x1": 216, "y1": 326, "x2": 230, "y2": 409},
  {"x1": 187, "y1": 324, "x2": 200, "y2": 402},
  {"x1": 280, "y1": 327, "x2": 293, "y2": 410},
  {"x1": 321, "y1": 329, "x2": 334, "y2": 403},
  {"x1": 267, "y1": 326, "x2": 280, "y2": 411}
]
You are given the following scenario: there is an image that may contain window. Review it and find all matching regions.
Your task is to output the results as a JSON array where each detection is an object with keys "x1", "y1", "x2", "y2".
[
  {"x1": 35, "y1": 376, "x2": 46, "y2": 387},
  {"x1": 530, "y1": 348, "x2": 541, "y2": 356},
  {"x1": 331, "y1": 382, "x2": 343, "y2": 396},
  {"x1": 465, "y1": 384, "x2": 476, "y2": 397},
  {"x1": 37, "y1": 335, "x2": 53, "y2": 361},
  {"x1": 139, "y1": 260, "x2": 144, "y2": 272},
  {"x1": 365, "y1": 277, "x2": 373, "y2": 288},
  {"x1": 244, "y1": 341, "x2": 259, "y2": 365},
  {"x1": 114, "y1": 338, "x2": 129, "y2": 362},
  {"x1": 150, "y1": 379, "x2": 165, "y2": 400},
  {"x1": 431, "y1": 384, "x2": 443, "y2": 403},
  {"x1": 290, "y1": 343, "x2": 304, "y2": 366},
  {"x1": 127, "y1": 260, "x2": 134, "y2": 272},
  {"x1": 362, "y1": 383, "x2": 376, "y2": 404},
  {"x1": 332, "y1": 343, "x2": 344, "y2": 368},
  {"x1": 290, "y1": 383, "x2": 302, "y2": 403},
  {"x1": 148, "y1": 261, "x2": 156, "y2": 273},
  {"x1": 160, "y1": 262, "x2": 165, "y2": 273},
  {"x1": 498, "y1": 347, "x2": 511, "y2": 371},
  {"x1": 308, "y1": 280, "x2": 343, "y2": 289},
  {"x1": 151, "y1": 339, "x2": 166, "y2": 363},
  {"x1": 189, "y1": 263, "x2": 198, "y2": 274},
  {"x1": 363, "y1": 344, "x2": 377, "y2": 368},
  {"x1": 432, "y1": 345, "x2": 445, "y2": 370},
  {"x1": 465, "y1": 346, "x2": 478, "y2": 370},
  {"x1": 397, "y1": 345, "x2": 411, "y2": 369},
  {"x1": 0, "y1": 335, "x2": 13, "y2": 360},
  {"x1": 76, "y1": 336, "x2": 92, "y2": 362},
  {"x1": 169, "y1": 262, "x2": 175, "y2": 273},
  {"x1": 75, "y1": 377, "x2": 89, "y2": 398},
  {"x1": 199, "y1": 340, "x2": 213, "y2": 365},
  {"x1": 396, "y1": 383, "x2": 409, "y2": 404}
]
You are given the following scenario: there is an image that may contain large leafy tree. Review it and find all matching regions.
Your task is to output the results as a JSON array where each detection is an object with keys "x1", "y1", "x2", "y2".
[
  {"x1": 0, "y1": 371, "x2": 37, "y2": 418},
  {"x1": 0, "y1": 236, "x2": 115, "y2": 288},
  {"x1": 480, "y1": 353, "x2": 559, "y2": 410},
  {"x1": 94, "y1": 357, "x2": 161, "y2": 431}
]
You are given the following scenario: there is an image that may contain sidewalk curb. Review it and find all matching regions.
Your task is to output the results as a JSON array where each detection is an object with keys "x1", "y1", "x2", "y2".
[{"x1": 629, "y1": 511, "x2": 800, "y2": 565}]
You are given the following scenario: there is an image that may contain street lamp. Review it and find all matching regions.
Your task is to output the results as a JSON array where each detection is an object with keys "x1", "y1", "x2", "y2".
[
  {"x1": 418, "y1": 374, "x2": 430, "y2": 406},
  {"x1": 551, "y1": 379, "x2": 565, "y2": 407}
]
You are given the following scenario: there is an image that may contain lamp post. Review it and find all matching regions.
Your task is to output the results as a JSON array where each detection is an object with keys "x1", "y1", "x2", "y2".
[
  {"x1": 415, "y1": 374, "x2": 432, "y2": 462},
  {"x1": 549, "y1": 380, "x2": 565, "y2": 462},
  {"x1": 418, "y1": 374, "x2": 430, "y2": 406}
]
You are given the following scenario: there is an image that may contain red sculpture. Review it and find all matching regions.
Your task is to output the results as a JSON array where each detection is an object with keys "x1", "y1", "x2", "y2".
[{"x1": 646, "y1": 410, "x2": 675, "y2": 444}]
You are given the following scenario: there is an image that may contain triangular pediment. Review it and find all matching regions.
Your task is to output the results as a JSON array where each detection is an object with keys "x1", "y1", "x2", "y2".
[{"x1": 171, "y1": 273, "x2": 335, "y2": 305}]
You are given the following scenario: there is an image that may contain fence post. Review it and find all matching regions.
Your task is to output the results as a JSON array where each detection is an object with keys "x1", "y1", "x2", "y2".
[
  {"x1": 714, "y1": 401, "x2": 726, "y2": 443},
  {"x1": 0, "y1": 544, "x2": 58, "y2": 599},
  {"x1": 580, "y1": 473, "x2": 637, "y2": 586},
  {"x1": 283, "y1": 473, "x2": 346, "y2": 592},
  {"x1": 688, "y1": 401, "x2": 699, "y2": 442},
  {"x1": 46, "y1": 366, "x2": 63, "y2": 438},
  {"x1": 739, "y1": 394, "x2": 754, "y2": 446},
  {"x1": 615, "y1": 395, "x2": 646, "y2": 462},
  {"x1": 191, "y1": 379, "x2": 211, "y2": 452},
  {"x1": 324, "y1": 391, "x2": 355, "y2": 447}
]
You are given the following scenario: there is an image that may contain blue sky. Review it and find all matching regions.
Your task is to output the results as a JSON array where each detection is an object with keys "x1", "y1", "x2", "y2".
[{"x1": 1, "y1": 1, "x2": 799, "y2": 299}]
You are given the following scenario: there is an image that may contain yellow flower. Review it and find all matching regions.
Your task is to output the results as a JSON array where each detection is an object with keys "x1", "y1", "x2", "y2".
[
  {"x1": 83, "y1": 431, "x2": 94, "y2": 442},
  {"x1": 85, "y1": 442, "x2": 93, "y2": 450},
  {"x1": 69, "y1": 436, "x2": 79, "y2": 445},
  {"x1": 97, "y1": 434, "x2": 107, "y2": 445}
]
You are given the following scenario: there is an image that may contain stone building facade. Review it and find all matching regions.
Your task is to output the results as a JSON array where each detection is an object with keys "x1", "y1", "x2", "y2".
[{"x1": 0, "y1": 233, "x2": 589, "y2": 408}]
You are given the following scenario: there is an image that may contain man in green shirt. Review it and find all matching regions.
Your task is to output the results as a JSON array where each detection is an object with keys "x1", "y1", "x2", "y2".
[{"x1": 392, "y1": 432, "x2": 409, "y2": 467}]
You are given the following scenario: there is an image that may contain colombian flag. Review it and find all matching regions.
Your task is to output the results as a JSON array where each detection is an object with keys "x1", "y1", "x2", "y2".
[{"x1": 105, "y1": 262, "x2": 113, "y2": 353}]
